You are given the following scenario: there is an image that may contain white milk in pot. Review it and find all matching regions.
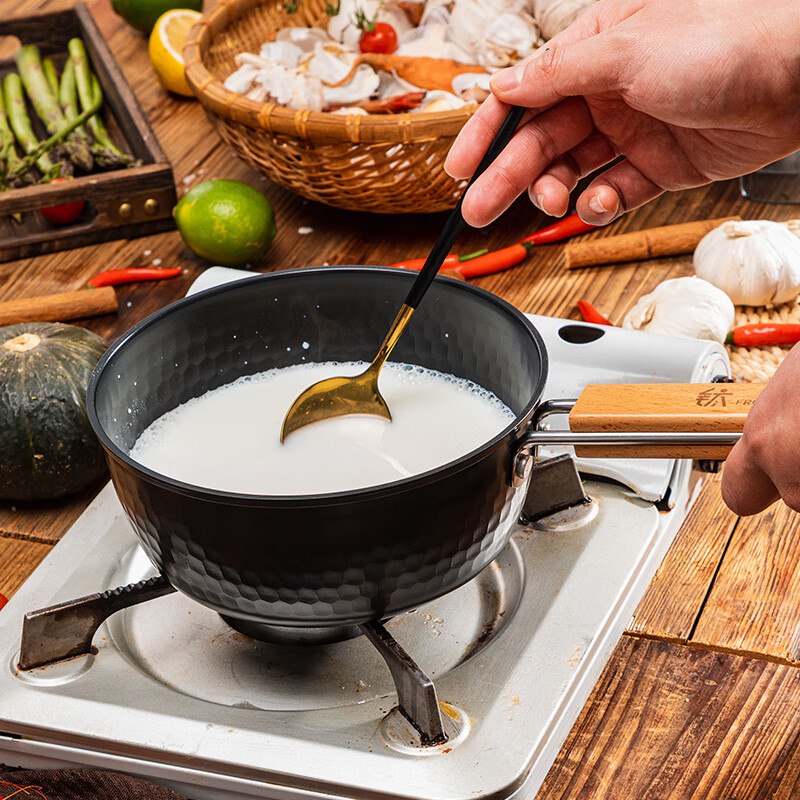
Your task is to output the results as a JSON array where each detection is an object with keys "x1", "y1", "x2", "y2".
[{"x1": 130, "y1": 361, "x2": 515, "y2": 495}]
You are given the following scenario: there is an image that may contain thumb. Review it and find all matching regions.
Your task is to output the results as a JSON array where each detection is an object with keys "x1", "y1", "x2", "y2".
[{"x1": 490, "y1": 30, "x2": 629, "y2": 108}]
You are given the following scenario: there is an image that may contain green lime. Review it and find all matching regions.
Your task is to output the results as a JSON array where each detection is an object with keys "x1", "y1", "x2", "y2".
[
  {"x1": 111, "y1": 0, "x2": 203, "y2": 34},
  {"x1": 174, "y1": 180, "x2": 277, "y2": 267}
]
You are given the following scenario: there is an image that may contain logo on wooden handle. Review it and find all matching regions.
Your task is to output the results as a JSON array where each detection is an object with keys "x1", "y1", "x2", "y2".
[{"x1": 695, "y1": 386, "x2": 754, "y2": 408}]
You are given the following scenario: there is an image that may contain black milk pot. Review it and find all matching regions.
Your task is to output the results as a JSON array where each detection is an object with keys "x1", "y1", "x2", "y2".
[{"x1": 88, "y1": 267, "x2": 549, "y2": 628}]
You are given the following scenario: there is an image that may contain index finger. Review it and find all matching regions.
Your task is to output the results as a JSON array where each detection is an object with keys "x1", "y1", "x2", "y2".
[{"x1": 444, "y1": 96, "x2": 546, "y2": 181}]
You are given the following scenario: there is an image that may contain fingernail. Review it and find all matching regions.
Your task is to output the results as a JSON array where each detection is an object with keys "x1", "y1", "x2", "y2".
[
  {"x1": 531, "y1": 192, "x2": 544, "y2": 211},
  {"x1": 589, "y1": 193, "x2": 615, "y2": 216},
  {"x1": 491, "y1": 63, "x2": 522, "y2": 92}
]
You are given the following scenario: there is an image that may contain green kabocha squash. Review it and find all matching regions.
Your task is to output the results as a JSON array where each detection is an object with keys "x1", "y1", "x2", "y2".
[{"x1": 0, "y1": 322, "x2": 108, "y2": 501}]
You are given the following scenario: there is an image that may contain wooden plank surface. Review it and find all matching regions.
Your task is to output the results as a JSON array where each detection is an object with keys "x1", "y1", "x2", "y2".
[
  {"x1": 2, "y1": 1, "x2": 800, "y2": 798},
  {"x1": 692, "y1": 500, "x2": 800, "y2": 663},
  {"x1": 0, "y1": 536, "x2": 52, "y2": 599},
  {"x1": 628, "y1": 473, "x2": 740, "y2": 642},
  {"x1": 538, "y1": 637, "x2": 800, "y2": 800}
]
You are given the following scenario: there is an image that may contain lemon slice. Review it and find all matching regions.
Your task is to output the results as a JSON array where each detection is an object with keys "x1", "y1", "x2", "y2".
[{"x1": 148, "y1": 9, "x2": 202, "y2": 97}]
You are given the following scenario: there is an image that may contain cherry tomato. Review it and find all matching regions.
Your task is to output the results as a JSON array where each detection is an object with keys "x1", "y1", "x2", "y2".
[
  {"x1": 359, "y1": 22, "x2": 398, "y2": 54},
  {"x1": 40, "y1": 178, "x2": 85, "y2": 225}
]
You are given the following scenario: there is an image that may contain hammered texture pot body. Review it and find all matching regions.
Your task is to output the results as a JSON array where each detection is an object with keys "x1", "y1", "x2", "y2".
[{"x1": 88, "y1": 268, "x2": 548, "y2": 626}]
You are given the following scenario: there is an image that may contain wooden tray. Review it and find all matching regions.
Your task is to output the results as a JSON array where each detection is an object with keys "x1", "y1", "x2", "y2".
[{"x1": 0, "y1": 4, "x2": 176, "y2": 263}]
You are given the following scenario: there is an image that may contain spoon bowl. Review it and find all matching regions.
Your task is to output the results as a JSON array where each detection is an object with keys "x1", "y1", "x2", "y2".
[{"x1": 280, "y1": 303, "x2": 413, "y2": 441}]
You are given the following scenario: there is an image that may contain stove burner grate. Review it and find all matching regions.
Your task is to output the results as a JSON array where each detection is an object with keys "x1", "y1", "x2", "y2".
[{"x1": 18, "y1": 575, "x2": 448, "y2": 746}]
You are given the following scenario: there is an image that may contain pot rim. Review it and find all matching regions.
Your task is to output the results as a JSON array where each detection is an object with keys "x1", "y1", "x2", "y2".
[{"x1": 87, "y1": 266, "x2": 549, "y2": 507}]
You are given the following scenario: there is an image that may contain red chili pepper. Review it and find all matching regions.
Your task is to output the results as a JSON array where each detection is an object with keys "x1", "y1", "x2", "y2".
[
  {"x1": 725, "y1": 323, "x2": 800, "y2": 347},
  {"x1": 521, "y1": 213, "x2": 597, "y2": 245},
  {"x1": 87, "y1": 267, "x2": 183, "y2": 288},
  {"x1": 387, "y1": 213, "x2": 593, "y2": 279},
  {"x1": 454, "y1": 242, "x2": 532, "y2": 278},
  {"x1": 576, "y1": 300, "x2": 612, "y2": 326},
  {"x1": 388, "y1": 254, "x2": 461, "y2": 271},
  {"x1": 387, "y1": 249, "x2": 489, "y2": 271},
  {"x1": 0, "y1": 592, "x2": 7, "y2": 612}
]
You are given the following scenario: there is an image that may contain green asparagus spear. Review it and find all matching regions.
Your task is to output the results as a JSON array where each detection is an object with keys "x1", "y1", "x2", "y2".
[
  {"x1": 68, "y1": 37, "x2": 136, "y2": 169},
  {"x1": 59, "y1": 59, "x2": 89, "y2": 141},
  {"x1": 4, "y1": 83, "x2": 102, "y2": 183},
  {"x1": 3, "y1": 72, "x2": 59, "y2": 178},
  {"x1": 0, "y1": 87, "x2": 31, "y2": 220},
  {"x1": 15, "y1": 45, "x2": 92, "y2": 172},
  {"x1": 0, "y1": 81, "x2": 32, "y2": 187},
  {"x1": 43, "y1": 57, "x2": 60, "y2": 98}
]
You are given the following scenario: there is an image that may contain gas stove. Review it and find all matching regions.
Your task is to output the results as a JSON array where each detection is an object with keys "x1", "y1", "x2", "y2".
[{"x1": 0, "y1": 289, "x2": 730, "y2": 800}]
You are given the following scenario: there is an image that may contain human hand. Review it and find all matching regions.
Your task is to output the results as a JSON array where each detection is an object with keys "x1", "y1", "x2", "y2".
[
  {"x1": 444, "y1": 0, "x2": 800, "y2": 228},
  {"x1": 722, "y1": 344, "x2": 800, "y2": 515}
]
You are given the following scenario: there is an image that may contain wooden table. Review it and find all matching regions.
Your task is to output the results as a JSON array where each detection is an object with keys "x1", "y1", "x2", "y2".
[{"x1": 3, "y1": 2, "x2": 800, "y2": 797}]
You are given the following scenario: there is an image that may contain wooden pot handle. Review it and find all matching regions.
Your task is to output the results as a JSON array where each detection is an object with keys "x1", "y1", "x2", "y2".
[{"x1": 569, "y1": 382, "x2": 767, "y2": 458}]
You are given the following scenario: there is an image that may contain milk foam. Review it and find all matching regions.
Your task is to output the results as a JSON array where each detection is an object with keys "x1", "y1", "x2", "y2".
[{"x1": 130, "y1": 361, "x2": 515, "y2": 495}]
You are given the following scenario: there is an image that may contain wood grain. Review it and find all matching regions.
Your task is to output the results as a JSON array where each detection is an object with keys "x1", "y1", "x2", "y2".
[
  {"x1": 0, "y1": 480, "x2": 105, "y2": 543},
  {"x1": 692, "y1": 500, "x2": 800, "y2": 663},
  {"x1": 0, "y1": 536, "x2": 52, "y2": 598},
  {"x1": 569, "y1": 382, "x2": 765, "y2": 458},
  {"x1": 537, "y1": 637, "x2": 800, "y2": 800},
  {"x1": 563, "y1": 216, "x2": 740, "y2": 268},
  {"x1": 627, "y1": 473, "x2": 739, "y2": 641}
]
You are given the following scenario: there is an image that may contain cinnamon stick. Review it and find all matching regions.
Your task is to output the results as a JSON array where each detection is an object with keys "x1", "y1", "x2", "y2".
[
  {"x1": 564, "y1": 217, "x2": 741, "y2": 269},
  {"x1": 0, "y1": 286, "x2": 117, "y2": 327}
]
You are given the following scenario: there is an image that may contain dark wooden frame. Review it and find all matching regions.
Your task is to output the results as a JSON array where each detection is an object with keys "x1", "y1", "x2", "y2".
[{"x1": 0, "y1": 4, "x2": 176, "y2": 262}]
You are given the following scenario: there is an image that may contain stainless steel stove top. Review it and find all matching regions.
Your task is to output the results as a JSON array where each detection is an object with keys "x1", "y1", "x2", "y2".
[{"x1": 0, "y1": 309, "x2": 731, "y2": 800}]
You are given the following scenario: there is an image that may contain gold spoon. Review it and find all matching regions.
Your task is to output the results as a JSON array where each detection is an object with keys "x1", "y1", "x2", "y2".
[{"x1": 280, "y1": 106, "x2": 526, "y2": 443}]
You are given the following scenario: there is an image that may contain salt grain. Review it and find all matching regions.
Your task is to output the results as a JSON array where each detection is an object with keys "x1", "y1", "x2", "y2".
[
  {"x1": 298, "y1": 226, "x2": 314, "y2": 235},
  {"x1": 152, "y1": 258, "x2": 162, "y2": 266}
]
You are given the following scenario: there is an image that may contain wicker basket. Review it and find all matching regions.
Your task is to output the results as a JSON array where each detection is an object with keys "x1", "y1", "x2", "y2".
[{"x1": 183, "y1": 0, "x2": 477, "y2": 213}]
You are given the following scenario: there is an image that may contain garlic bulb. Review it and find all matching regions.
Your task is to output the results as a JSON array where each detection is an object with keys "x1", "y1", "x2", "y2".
[
  {"x1": 693, "y1": 219, "x2": 800, "y2": 306},
  {"x1": 413, "y1": 90, "x2": 468, "y2": 112},
  {"x1": 275, "y1": 27, "x2": 330, "y2": 53},
  {"x1": 531, "y1": 0, "x2": 597, "y2": 39},
  {"x1": 396, "y1": 22, "x2": 474, "y2": 63},
  {"x1": 622, "y1": 277, "x2": 735, "y2": 344},
  {"x1": 783, "y1": 219, "x2": 800, "y2": 238},
  {"x1": 449, "y1": 0, "x2": 541, "y2": 70}
]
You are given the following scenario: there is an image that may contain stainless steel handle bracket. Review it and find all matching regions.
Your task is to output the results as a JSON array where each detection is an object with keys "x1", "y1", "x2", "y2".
[{"x1": 511, "y1": 398, "x2": 742, "y2": 488}]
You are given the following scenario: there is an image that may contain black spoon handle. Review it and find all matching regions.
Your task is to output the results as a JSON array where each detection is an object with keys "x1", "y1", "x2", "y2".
[{"x1": 403, "y1": 104, "x2": 526, "y2": 310}]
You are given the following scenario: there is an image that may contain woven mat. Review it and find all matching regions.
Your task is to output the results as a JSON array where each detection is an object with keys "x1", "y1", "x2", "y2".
[
  {"x1": 0, "y1": 767, "x2": 186, "y2": 799},
  {"x1": 728, "y1": 298, "x2": 800, "y2": 382}
]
